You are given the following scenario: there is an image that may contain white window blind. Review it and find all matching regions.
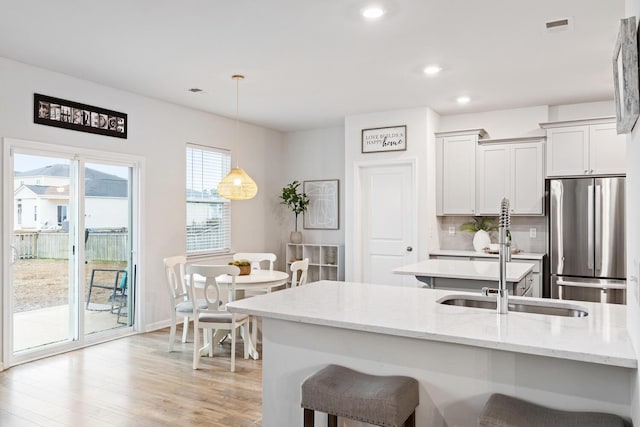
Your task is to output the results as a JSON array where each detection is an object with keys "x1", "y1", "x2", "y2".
[{"x1": 186, "y1": 145, "x2": 231, "y2": 254}]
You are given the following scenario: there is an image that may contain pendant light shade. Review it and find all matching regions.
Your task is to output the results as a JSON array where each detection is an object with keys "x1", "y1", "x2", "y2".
[
  {"x1": 217, "y1": 167, "x2": 258, "y2": 200},
  {"x1": 217, "y1": 74, "x2": 258, "y2": 201}
]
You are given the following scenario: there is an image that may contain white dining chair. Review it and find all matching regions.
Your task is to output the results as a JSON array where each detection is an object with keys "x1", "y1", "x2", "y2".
[
  {"x1": 290, "y1": 258, "x2": 309, "y2": 287},
  {"x1": 186, "y1": 264, "x2": 251, "y2": 372},
  {"x1": 233, "y1": 252, "x2": 276, "y2": 271},
  {"x1": 163, "y1": 255, "x2": 208, "y2": 352}
]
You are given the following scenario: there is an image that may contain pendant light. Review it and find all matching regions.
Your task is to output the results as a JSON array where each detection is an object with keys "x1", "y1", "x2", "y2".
[{"x1": 217, "y1": 75, "x2": 258, "y2": 200}]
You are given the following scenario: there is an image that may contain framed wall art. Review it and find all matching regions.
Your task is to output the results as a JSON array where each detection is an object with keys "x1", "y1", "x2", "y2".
[
  {"x1": 612, "y1": 16, "x2": 639, "y2": 134},
  {"x1": 361, "y1": 125, "x2": 406, "y2": 153},
  {"x1": 303, "y1": 179, "x2": 339, "y2": 230},
  {"x1": 34, "y1": 93, "x2": 128, "y2": 139}
]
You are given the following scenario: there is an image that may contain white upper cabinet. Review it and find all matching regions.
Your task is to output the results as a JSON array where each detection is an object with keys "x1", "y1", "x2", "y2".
[
  {"x1": 476, "y1": 139, "x2": 544, "y2": 215},
  {"x1": 589, "y1": 122, "x2": 626, "y2": 175},
  {"x1": 436, "y1": 129, "x2": 486, "y2": 215},
  {"x1": 541, "y1": 117, "x2": 625, "y2": 177}
]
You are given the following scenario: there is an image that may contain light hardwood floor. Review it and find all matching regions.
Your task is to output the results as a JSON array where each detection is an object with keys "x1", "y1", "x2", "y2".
[{"x1": 0, "y1": 328, "x2": 263, "y2": 426}]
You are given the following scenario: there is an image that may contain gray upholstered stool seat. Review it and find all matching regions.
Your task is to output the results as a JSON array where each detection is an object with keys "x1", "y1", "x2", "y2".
[
  {"x1": 479, "y1": 393, "x2": 629, "y2": 427},
  {"x1": 301, "y1": 364, "x2": 419, "y2": 427}
]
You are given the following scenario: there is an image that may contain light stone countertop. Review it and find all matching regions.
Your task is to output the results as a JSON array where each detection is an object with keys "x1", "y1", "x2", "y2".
[
  {"x1": 393, "y1": 259, "x2": 534, "y2": 282},
  {"x1": 226, "y1": 280, "x2": 637, "y2": 368},
  {"x1": 430, "y1": 249, "x2": 545, "y2": 260}
]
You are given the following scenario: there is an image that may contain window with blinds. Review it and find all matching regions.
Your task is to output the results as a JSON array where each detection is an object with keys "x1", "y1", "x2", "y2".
[{"x1": 186, "y1": 145, "x2": 231, "y2": 254}]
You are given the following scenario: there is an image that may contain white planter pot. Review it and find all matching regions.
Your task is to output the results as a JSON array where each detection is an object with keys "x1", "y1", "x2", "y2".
[
  {"x1": 472, "y1": 230, "x2": 491, "y2": 252},
  {"x1": 290, "y1": 231, "x2": 303, "y2": 244}
]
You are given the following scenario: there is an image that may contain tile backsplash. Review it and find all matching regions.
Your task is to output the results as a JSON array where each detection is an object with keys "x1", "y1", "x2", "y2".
[{"x1": 437, "y1": 216, "x2": 547, "y2": 254}]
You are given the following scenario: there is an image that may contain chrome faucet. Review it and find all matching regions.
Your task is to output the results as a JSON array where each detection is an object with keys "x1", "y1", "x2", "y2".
[{"x1": 482, "y1": 198, "x2": 511, "y2": 314}]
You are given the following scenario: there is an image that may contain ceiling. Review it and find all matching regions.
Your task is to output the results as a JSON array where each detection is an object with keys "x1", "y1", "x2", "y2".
[{"x1": 0, "y1": 0, "x2": 626, "y2": 132}]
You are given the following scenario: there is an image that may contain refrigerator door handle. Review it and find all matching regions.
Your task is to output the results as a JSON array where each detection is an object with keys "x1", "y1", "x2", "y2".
[
  {"x1": 595, "y1": 185, "x2": 602, "y2": 273},
  {"x1": 587, "y1": 185, "x2": 594, "y2": 271}
]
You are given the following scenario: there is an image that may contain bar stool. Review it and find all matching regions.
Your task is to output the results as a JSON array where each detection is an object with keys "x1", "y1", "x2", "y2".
[
  {"x1": 479, "y1": 393, "x2": 629, "y2": 427},
  {"x1": 301, "y1": 364, "x2": 419, "y2": 427}
]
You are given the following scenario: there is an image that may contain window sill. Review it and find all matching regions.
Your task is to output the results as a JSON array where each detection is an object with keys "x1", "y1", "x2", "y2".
[{"x1": 187, "y1": 252, "x2": 234, "y2": 263}]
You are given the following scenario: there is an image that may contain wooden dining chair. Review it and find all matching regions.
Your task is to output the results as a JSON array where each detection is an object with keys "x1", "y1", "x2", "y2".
[
  {"x1": 290, "y1": 258, "x2": 309, "y2": 287},
  {"x1": 186, "y1": 264, "x2": 251, "y2": 372},
  {"x1": 163, "y1": 256, "x2": 207, "y2": 352},
  {"x1": 233, "y1": 252, "x2": 276, "y2": 271}
]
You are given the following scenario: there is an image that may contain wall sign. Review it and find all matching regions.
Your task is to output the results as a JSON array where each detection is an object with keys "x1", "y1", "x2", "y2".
[
  {"x1": 361, "y1": 125, "x2": 406, "y2": 153},
  {"x1": 34, "y1": 93, "x2": 127, "y2": 139}
]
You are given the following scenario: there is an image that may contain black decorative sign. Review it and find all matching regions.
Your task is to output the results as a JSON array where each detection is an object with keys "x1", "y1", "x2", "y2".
[{"x1": 34, "y1": 93, "x2": 127, "y2": 139}]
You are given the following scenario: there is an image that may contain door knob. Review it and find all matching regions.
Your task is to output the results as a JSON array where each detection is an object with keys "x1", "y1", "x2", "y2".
[{"x1": 406, "y1": 246, "x2": 413, "y2": 252}]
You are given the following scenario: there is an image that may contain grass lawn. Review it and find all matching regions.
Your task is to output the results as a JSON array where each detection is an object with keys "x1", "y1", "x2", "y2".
[{"x1": 12, "y1": 259, "x2": 127, "y2": 312}]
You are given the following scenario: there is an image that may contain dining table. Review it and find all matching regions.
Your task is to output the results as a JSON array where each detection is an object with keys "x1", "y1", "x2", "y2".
[{"x1": 193, "y1": 269, "x2": 289, "y2": 360}]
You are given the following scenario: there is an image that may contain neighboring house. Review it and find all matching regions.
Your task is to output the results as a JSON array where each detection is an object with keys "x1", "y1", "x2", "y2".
[{"x1": 14, "y1": 164, "x2": 128, "y2": 230}]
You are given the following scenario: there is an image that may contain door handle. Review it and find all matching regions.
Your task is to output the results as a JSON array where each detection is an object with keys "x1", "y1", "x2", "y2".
[
  {"x1": 406, "y1": 246, "x2": 413, "y2": 252},
  {"x1": 587, "y1": 185, "x2": 594, "y2": 271},
  {"x1": 594, "y1": 185, "x2": 602, "y2": 272}
]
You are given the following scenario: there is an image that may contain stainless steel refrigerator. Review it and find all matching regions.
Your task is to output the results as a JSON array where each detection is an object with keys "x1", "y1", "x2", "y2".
[{"x1": 549, "y1": 177, "x2": 626, "y2": 304}]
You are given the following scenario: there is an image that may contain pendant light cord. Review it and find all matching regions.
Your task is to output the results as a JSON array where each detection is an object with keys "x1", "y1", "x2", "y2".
[{"x1": 233, "y1": 74, "x2": 244, "y2": 169}]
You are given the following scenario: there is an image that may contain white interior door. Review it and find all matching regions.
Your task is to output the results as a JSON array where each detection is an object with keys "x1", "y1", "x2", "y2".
[{"x1": 360, "y1": 162, "x2": 416, "y2": 286}]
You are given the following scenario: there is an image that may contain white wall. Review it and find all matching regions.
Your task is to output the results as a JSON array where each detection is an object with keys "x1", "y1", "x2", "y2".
[
  {"x1": 0, "y1": 57, "x2": 285, "y2": 337},
  {"x1": 280, "y1": 127, "x2": 345, "y2": 269},
  {"x1": 548, "y1": 101, "x2": 617, "y2": 122},
  {"x1": 344, "y1": 107, "x2": 437, "y2": 281},
  {"x1": 439, "y1": 105, "x2": 549, "y2": 139},
  {"x1": 624, "y1": 1, "x2": 640, "y2": 423}
]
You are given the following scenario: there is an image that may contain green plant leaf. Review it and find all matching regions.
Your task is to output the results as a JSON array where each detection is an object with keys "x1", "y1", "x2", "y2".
[{"x1": 460, "y1": 216, "x2": 498, "y2": 233}]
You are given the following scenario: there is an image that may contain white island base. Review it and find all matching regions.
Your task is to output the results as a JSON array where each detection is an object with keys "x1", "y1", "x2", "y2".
[
  {"x1": 227, "y1": 282, "x2": 636, "y2": 427},
  {"x1": 262, "y1": 318, "x2": 631, "y2": 427}
]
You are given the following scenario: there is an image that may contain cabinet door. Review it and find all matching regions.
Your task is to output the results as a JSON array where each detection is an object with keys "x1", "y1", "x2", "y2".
[
  {"x1": 511, "y1": 142, "x2": 544, "y2": 214},
  {"x1": 440, "y1": 135, "x2": 476, "y2": 214},
  {"x1": 476, "y1": 144, "x2": 509, "y2": 215},
  {"x1": 546, "y1": 126, "x2": 589, "y2": 177},
  {"x1": 589, "y1": 123, "x2": 626, "y2": 175}
]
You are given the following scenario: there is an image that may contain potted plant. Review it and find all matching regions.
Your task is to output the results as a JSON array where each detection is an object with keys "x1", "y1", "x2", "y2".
[
  {"x1": 460, "y1": 216, "x2": 498, "y2": 252},
  {"x1": 280, "y1": 180, "x2": 310, "y2": 243},
  {"x1": 229, "y1": 259, "x2": 252, "y2": 275}
]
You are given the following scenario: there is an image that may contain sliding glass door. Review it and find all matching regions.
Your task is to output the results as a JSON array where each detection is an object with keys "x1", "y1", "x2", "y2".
[
  {"x1": 5, "y1": 142, "x2": 138, "y2": 364},
  {"x1": 12, "y1": 153, "x2": 74, "y2": 352},
  {"x1": 83, "y1": 162, "x2": 133, "y2": 335}
]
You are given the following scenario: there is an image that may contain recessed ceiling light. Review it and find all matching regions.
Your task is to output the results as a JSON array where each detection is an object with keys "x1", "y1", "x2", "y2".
[
  {"x1": 362, "y1": 6, "x2": 385, "y2": 19},
  {"x1": 456, "y1": 96, "x2": 471, "y2": 104},
  {"x1": 423, "y1": 65, "x2": 442, "y2": 76}
]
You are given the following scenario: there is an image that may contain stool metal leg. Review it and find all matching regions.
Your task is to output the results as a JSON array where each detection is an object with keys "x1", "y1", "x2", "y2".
[
  {"x1": 304, "y1": 408, "x2": 314, "y2": 427},
  {"x1": 404, "y1": 410, "x2": 416, "y2": 427},
  {"x1": 328, "y1": 414, "x2": 337, "y2": 427}
]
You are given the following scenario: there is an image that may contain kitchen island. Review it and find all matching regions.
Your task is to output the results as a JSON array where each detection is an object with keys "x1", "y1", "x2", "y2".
[
  {"x1": 393, "y1": 259, "x2": 535, "y2": 296},
  {"x1": 227, "y1": 281, "x2": 636, "y2": 427}
]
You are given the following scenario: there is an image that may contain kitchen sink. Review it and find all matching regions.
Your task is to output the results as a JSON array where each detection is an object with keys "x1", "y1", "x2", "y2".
[{"x1": 437, "y1": 295, "x2": 588, "y2": 317}]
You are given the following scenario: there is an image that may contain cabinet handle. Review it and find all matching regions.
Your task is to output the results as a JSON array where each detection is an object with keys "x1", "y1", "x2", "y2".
[
  {"x1": 406, "y1": 246, "x2": 413, "y2": 252},
  {"x1": 590, "y1": 169, "x2": 594, "y2": 174},
  {"x1": 584, "y1": 169, "x2": 588, "y2": 174}
]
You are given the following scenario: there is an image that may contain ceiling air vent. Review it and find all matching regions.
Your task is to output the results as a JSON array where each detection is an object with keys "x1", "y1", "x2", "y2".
[
  {"x1": 544, "y1": 17, "x2": 573, "y2": 33},
  {"x1": 188, "y1": 88, "x2": 204, "y2": 93}
]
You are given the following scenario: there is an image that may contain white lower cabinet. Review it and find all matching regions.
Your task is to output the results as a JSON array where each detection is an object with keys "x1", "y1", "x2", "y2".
[
  {"x1": 286, "y1": 243, "x2": 343, "y2": 285},
  {"x1": 476, "y1": 138, "x2": 544, "y2": 215},
  {"x1": 430, "y1": 254, "x2": 543, "y2": 298}
]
